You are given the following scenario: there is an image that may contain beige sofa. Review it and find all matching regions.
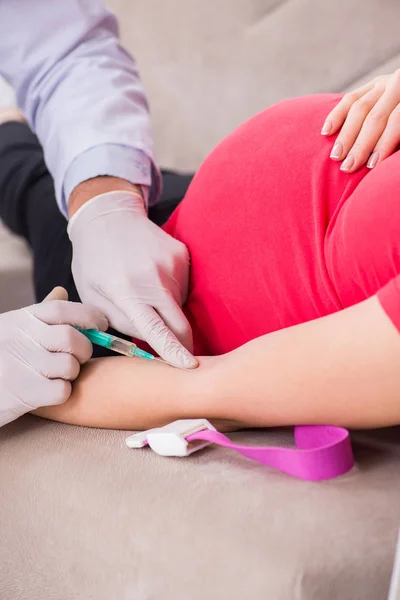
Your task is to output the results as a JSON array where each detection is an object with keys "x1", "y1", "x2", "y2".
[{"x1": 1, "y1": 2, "x2": 400, "y2": 598}]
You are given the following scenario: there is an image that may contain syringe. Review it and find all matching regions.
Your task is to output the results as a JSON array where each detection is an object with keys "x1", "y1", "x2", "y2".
[{"x1": 76, "y1": 328, "x2": 155, "y2": 360}]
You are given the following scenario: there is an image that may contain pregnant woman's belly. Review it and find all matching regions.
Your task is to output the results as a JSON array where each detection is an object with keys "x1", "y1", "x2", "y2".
[{"x1": 163, "y1": 94, "x2": 373, "y2": 355}]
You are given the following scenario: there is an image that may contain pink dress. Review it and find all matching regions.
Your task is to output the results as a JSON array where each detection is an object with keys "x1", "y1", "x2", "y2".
[{"x1": 161, "y1": 94, "x2": 400, "y2": 355}]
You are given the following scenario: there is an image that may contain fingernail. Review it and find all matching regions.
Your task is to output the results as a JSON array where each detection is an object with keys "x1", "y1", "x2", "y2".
[
  {"x1": 340, "y1": 155, "x2": 355, "y2": 172},
  {"x1": 321, "y1": 120, "x2": 332, "y2": 135},
  {"x1": 367, "y1": 151, "x2": 379, "y2": 169},
  {"x1": 179, "y1": 349, "x2": 198, "y2": 369},
  {"x1": 330, "y1": 141, "x2": 343, "y2": 159}
]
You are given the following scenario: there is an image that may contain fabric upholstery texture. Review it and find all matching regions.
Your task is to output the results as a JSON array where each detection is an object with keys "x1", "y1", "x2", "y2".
[
  {"x1": 110, "y1": 0, "x2": 400, "y2": 171},
  {"x1": 0, "y1": 417, "x2": 400, "y2": 600},
  {"x1": 1, "y1": 1, "x2": 400, "y2": 598}
]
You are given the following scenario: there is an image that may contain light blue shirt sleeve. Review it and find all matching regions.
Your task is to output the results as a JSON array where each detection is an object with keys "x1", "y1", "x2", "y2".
[{"x1": 0, "y1": 0, "x2": 161, "y2": 215}]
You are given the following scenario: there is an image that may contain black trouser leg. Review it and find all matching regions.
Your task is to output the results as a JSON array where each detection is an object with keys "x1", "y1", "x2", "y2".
[{"x1": 0, "y1": 122, "x2": 78, "y2": 303}]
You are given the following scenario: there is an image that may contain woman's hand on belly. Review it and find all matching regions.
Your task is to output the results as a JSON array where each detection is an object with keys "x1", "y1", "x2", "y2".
[{"x1": 322, "y1": 70, "x2": 400, "y2": 173}]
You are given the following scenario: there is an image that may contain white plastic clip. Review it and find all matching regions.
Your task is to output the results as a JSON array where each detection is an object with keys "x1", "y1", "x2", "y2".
[{"x1": 125, "y1": 419, "x2": 216, "y2": 457}]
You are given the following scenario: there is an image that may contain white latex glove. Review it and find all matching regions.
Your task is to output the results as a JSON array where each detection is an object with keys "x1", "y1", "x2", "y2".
[
  {"x1": 0, "y1": 287, "x2": 108, "y2": 427},
  {"x1": 68, "y1": 191, "x2": 198, "y2": 369}
]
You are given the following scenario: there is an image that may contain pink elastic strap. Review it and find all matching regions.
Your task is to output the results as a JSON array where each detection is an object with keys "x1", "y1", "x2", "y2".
[{"x1": 187, "y1": 425, "x2": 354, "y2": 481}]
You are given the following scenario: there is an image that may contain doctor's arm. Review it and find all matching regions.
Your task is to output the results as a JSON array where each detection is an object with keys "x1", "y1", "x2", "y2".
[
  {"x1": 0, "y1": 0, "x2": 159, "y2": 214},
  {"x1": 0, "y1": 1, "x2": 197, "y2": 369},
  {"x1": 34, "y1": 295, "x2": 400, "y2": 431}
]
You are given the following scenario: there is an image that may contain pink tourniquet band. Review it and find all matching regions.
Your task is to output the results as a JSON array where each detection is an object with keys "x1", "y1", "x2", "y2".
[{"x1": 187, "y1": 425, "x2": 354, "y2": 481}]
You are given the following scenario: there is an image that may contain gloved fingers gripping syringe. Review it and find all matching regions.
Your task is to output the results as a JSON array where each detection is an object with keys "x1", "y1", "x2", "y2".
[{"x1": 46, "y1": 288, "x2": 178, "y2": 367}]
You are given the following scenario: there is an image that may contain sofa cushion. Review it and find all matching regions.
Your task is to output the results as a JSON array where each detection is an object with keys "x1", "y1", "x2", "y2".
[
  {"x1": 109, "y1": 0, "x2": 400, "y2": 171},
  {"x1": 0, "y1": 417, "x2": 399, "y2": 599}
]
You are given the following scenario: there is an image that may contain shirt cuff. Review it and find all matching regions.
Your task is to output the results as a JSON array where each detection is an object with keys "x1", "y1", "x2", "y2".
[{"x1": 62, "y1": 144, "x2": 161, "y2": 216}]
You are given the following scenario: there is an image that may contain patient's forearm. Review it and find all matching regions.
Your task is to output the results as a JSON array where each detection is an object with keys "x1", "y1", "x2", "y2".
[
  {"x1": 210, "y1": 296, "x2": 400, "y2": 429},
  {"x1": 33, "y1": 355, "x2": 225, "y2": 430},
  {"x1": 35, "y1": 296, "x2": 400, "y2": 430}
]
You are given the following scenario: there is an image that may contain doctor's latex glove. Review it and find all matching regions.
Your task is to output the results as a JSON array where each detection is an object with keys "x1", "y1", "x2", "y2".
[
  {"x1": 322, "y1": 70, "x2": 400, "y2": 172},
  {"x1": 67, "y1": 191, "x2": 198, "y2": 369},
  {"x1": 0, "y1": 287, "x2": 108, "y2": 427}
]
